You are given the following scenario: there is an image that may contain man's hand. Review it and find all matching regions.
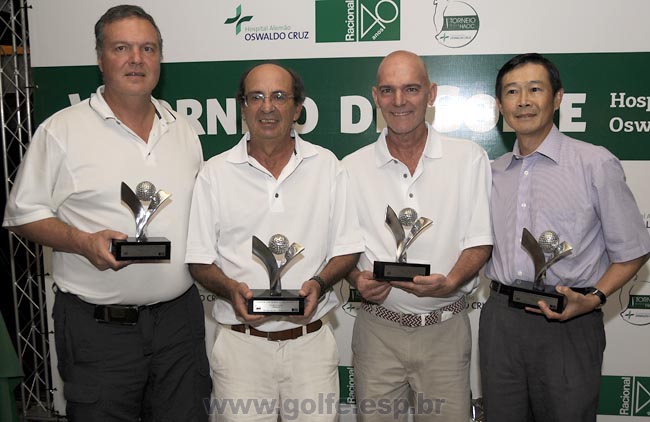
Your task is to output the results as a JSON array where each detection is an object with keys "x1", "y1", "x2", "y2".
[
  {"x1": 290, "y1": 279, "x2": 322, "y2": 322},
  {"x1": 391, "y1": 273, "x2": 460, "y2": 298},
  {"x1": 229, "y1": 281, "x2": 267, "y2": 324},
  {"x1": 352, "y1": 270, "x2": 391, "y2": 303},
  {"x1": 80, "y1": 229, "x2": 131, "y2": 271},
  {"x1": 527, "y1": 286, "x2": 601, "y2": 321}
]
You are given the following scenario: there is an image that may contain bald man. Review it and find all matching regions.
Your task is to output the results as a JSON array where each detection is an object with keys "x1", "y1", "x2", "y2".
[
  {"x1": 343, "y1": 50, "x2": 493, "y2": 421},
  {"x1": 185, "y1": 63, "x2": 363, "y2": 421}
]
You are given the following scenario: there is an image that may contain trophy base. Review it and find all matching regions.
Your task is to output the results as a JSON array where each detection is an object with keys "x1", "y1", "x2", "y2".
[
  {"x1": 509, "y1": 279, "x2": 566, "y2": 312},
  {"x1": 373, "y1": 261, "x2": 430, "y2": 282},
  {"x1": 111, "y1": 237, "x2": 171, "y2": 261},
  {"x1": 248, "y1": 290, "x2": 305, "y2": 315}
]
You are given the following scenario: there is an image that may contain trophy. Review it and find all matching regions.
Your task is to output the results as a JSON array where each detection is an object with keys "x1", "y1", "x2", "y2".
[
  {"x1": 111, "y1": 181, "x2": 172, "y2": 261},
  {"x1": 509, "y1": 228, "x2": 573, "y2": 312},
  {"x1": 373, "y1": 205, "x2": 433, "y2": 281},
  {"x1": 248, "y1": 234, "x2": 305, "y2": 315}
]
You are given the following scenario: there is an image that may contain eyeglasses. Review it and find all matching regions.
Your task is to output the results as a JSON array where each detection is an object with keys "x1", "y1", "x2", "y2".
[{"x1": 242, "y1": 92, "x2": 294, "y2": 107}]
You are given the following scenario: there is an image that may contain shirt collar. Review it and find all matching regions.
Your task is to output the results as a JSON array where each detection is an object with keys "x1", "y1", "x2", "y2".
[
  {"x1": 88, "y1": 85, "x2": 176, "y2": 125},
  {"x1": 373, "y1": 122, "x2": 442, "y2": 167},
  {"x1": 227, "y1": 129, "x2": 317, "y2": 164},
  {"x1": 507, "y1": 124, "x2": 562, "y2": 169}
]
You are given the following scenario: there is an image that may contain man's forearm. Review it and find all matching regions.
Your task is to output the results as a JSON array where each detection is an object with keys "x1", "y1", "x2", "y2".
[
  {"x1": 9, "y1": 217, "x2": 91, "y2": 255},
  {"x1": 188, "y1": 262, "x2": 239, "y2": 298},
  {"x1": 595, "y1": 253, "x2": 650, "y2": 297},
  {"x1": 447, "y1": 244, "x2": 493, "y2": 288},
  {"x1": 316, "y1": 253, "x2": 360, "y2": 289}
]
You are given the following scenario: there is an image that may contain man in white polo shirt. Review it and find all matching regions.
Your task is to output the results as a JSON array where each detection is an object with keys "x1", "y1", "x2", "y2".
[
  {"x1": 343, "y1": 50, "x2": 493, "y2": 421},
  {"x1": 3, "y1": 5, "x2": 210, "y2": 421},
  {"x1": 185, "y1": 62, "x2": 363, "y2": 421}
]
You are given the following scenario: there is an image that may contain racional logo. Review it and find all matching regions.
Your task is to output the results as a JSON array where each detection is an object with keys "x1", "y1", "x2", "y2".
[
  {"x1": 316, "y1": 0, "x2": 401, "y2": 43},
  {"x1": 599, "y1": 376, "x2": 650, "y2": 417},
  {"x1": 433, "y1": 0, "x2": 479, "y2": 48},
  {"x1": 224, "y1": 4, "x2": 253, "y2": 35},
  {"x1": 619, "y1": 275, "x2": 650, "y2": 326}
]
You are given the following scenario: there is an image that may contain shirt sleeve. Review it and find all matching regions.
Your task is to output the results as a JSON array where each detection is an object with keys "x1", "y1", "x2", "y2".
[
  {"x1": 3, "y1": 124, "x2": 72, "y2": 227},
  {"x1": 184, "y1": 165, "x2": 220, "y2": 265},
  {"x1": 327, "y1": 161, "x2": 365, "y2": 260},
  {"x1": 459, "y1": 146, "x2": 494, "y2": 250},
  {"x1": 592, "y1": 153, "x2": 650, "y2": 262}
]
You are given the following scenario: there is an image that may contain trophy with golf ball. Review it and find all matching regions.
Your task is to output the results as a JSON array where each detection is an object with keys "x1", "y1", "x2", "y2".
[
  {"x1": 249, "y1": 234, "x2": 305, "y2": 315},
  {"x1": 111, "y1": 181, "x2": 172, "y2": 261},
  {"x1": 509, "y1": 228, "x2": 573, "y2": 312},
  {"x1": 373, "y1": 205, "x2": 433, "y2": 281}
]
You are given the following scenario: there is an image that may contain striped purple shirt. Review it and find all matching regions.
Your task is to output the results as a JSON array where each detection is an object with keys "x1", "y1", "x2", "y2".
[{"x1": 485, "y1": 125, "x2": 650, "y2": 287}]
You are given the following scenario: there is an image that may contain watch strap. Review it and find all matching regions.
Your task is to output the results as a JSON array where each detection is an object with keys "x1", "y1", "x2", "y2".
[
  {"x1": 586, "y1": 287, "x2": 607, "y2": 308},
  {"x1": 310, "y1": 275, "x2": 328, "y2": 299}
]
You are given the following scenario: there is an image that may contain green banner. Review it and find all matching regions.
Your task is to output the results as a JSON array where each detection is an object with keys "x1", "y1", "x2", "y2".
[{"x1": 33, "y1": 52, "x2": 650, "y2": 161}]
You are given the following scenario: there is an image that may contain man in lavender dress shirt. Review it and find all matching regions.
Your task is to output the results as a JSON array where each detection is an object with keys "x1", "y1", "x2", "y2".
[{"x1": 480, "y1": 53, "x2": 650, "y2": 421}]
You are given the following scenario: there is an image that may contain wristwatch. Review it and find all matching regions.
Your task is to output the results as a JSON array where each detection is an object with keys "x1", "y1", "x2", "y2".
[
  {"x1": 585, "y1": 287, "x2": 607, "y2": 309},
  {"x1": 310, "y1": 275, "x2": 328, "y2": 299}
]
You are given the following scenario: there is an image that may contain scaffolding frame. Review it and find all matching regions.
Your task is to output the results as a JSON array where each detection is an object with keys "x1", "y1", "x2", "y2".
[{"x1": 1, "y1": 0, "x2": 58, "y2": 420}]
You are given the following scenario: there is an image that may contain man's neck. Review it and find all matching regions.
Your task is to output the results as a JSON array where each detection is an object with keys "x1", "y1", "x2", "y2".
[
  {"x1": 248, "y1": 135, "x2": 296, "y2": 179},
  {"x1": 103, "y1": 90, "x2": 156, "y2": 143},
  {"x1": 386, "y1": 124, "x2": 428, "y2": 175}
]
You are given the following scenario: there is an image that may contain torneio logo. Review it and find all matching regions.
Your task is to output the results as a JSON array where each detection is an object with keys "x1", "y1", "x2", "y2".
[
  {"x1": 433, "y1": 0, "x2": 479, "y2": 48},
  {"x1": 619, "y1": 275, "x2": 650, "y2": 326},
  {"x1": 316, "y1": 0, "x2": 400, "y2": 43}
]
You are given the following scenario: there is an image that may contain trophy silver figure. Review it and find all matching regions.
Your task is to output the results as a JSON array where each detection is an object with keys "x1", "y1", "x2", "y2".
[
  {"x1": 373, "y1": 205, "x2": 433, "y2": 281},
  {"x1": 509, "y1": 228, "x2": 573, "y2": 311},
  {"x1": 111, "y1": 181, "x2": 172, "y2": 261},
  {"x1": 248, "y1": 234, "x2": 305, "y2": 315}
]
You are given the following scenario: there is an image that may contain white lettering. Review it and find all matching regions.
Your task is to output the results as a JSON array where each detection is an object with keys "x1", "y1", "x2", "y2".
[
  {"x1": 464, "y1": 94, "x2": 498, "y2": 133},
  {"x1": 559, "y1": 93, "x2": 587, "y2": 132},
  {"x1": 176, "y1": 99, "x2": 206, "y2": 135},
  {"x1": 294, "y1": 97, "x2": 318, "y2": 135},
  {"x1": 340, "y1": 96, "x2": 373, "y2": 134},
  {"x1": 206, "y1": 98, "x2": 237, "y2": 135}
]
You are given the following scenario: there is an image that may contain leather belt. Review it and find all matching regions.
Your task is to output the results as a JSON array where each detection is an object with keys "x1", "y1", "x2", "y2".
[
  {"x1": 489, "y1": 280, "x2": 590, "y2": 295},
  {"x1": 361, "y1": 296, "x2": 466, "y2": 327},
  {"x1": 231, "y1": 319, "x2": 323, "y2": 341},
  {"x1": 92, "y1": 286, "x2": 194, "y2": 325}
]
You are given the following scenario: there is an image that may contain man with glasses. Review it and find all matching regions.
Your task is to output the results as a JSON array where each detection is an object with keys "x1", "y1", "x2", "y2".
[{"x1": 185, "y1": 63, "x2": 363, "y2": 421}]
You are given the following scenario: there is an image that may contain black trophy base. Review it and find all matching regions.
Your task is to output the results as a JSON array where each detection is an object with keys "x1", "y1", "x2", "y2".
[
  {"x1": 111, "y1": 237, "x2": 171, "y2": 261},
  {"x1": 373, "y1": 261, "x2": 430, "y2": 282},
  {"x1": 248, "y1": 289, "x2": 305, "y2": 315},
  {"x1": 509, "y1": 279, "x2": 566, "y2": 312}
]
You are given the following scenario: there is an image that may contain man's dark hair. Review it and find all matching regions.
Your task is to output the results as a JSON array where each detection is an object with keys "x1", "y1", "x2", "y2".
[
  {"x1": 95, "y1": 5, "x2": 163, "y2": 56},
  {"x1": 495, "y1": 53, "x2": 562, "y2": 100},
  {"x1": 237, "y1": 63, "x2": 306, "y2": 106}
]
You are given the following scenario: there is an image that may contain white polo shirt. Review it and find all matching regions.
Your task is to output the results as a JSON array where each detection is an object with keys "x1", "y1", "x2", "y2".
[
  {"x1": 185, "y1": 131, "x2": 364, "y2": 331},
  {"x1": 3, "y1": 86, "x2": 204, "y2": 305},
  {"x1": 343, "y1": 123, "x2": 493, "y2": 314}
]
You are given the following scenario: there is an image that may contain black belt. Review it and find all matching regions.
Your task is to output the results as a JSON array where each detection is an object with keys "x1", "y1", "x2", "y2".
[
  {"x1": 92, "y1": 286, "x2": 193, "y2": 325},
  {"x1": 489, "y1": 280, "x2": 590, "y2": 296}
]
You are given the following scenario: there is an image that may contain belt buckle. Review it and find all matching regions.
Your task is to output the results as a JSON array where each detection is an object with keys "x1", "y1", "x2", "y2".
[{"x1": 94, "y1": 305, "x2": 139, "y2": 325}]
